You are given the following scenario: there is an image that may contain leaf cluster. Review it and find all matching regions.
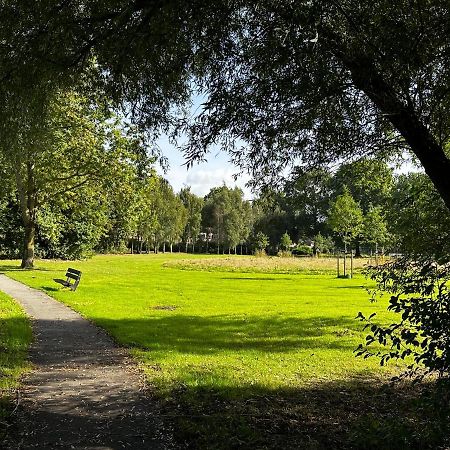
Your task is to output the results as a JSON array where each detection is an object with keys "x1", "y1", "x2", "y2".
[{"x1": 356, "y1": 257, "x2": 450, "y2": 380}]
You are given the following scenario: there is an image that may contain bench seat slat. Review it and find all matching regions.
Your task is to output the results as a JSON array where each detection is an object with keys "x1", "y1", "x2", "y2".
[{"x1": 54, "y1": 278, "x2": 71, "y2": 287}]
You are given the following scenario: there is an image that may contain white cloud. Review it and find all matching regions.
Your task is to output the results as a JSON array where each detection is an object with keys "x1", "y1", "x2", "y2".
[{"x1": 159, "y1": 164, "x2": 252, "y2": 199}]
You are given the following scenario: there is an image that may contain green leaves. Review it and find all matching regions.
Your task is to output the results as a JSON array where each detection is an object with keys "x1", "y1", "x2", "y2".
[
  {"x1": 357, "y1": 257, "x2": 450, "y2": 380},
  {"x1": 328, "y1": 187, "x2": 364, "y2": 246}
]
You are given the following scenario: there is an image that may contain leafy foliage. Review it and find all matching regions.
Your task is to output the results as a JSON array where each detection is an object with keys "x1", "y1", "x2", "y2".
[
  {"x1": 279, "y1": 232, "x2": 292, "y2": 251},
  {"x1": 387, "y1": 173, "x2": 450, "y2": 259},
  {"x1": 362, "y1": 205, "x2": 390, "y2": 251},
  {"x1": 252, "y1": 232, "x2": 270, "y2": 253},
  {"x1": 294, "y1": 244, "x2": 313, "y2": 256},
  {"x1": 3, "y1": 2, "x2": 450, "y2": 210},
  {"x1": 328, "y1": 187, "x2": 363, "y2": 248},
  {"x1": 313, "y1": 232, "x2": 334, "y2": 254},
  {"x1": 356, "y1": 258, "x2": 450, "y2": 379}
]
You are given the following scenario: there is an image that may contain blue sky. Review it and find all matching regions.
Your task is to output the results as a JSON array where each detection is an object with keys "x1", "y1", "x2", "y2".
[
  {"x1": 154, "y1": 94, "x2": 419, "y2": 199},
  {"x1": 155, "y1": 134, "x2": 252, "y2": 199}
]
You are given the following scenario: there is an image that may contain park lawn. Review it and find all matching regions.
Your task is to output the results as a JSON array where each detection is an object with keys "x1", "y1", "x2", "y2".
[
  {"x1": 2, "y1": 254, "x2": 449, "y2": 448},
  {"x1": 2, "y1": 254, "x2": 396, "y2": 390},
  {"x1": 0, "y1": 290, "x2": 32, "y2": 442}
]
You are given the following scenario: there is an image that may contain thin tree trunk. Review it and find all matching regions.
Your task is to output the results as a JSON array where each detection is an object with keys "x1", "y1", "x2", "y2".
[
  {"x1": 343, "y1": 242, "x2": 347, "y2": 277},
  {"x1": 355, "y1": 240, "x2": 362, "y2": 258}
]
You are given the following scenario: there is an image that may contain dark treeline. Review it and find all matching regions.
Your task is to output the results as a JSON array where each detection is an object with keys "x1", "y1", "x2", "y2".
[{"x1": 2, "y1": 150, "x2": 446, "y2": 264}]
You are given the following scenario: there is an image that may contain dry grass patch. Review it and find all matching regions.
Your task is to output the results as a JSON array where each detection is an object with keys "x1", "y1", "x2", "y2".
[{"x1": 164, "y1": 255, "x2": 377, "y2": 274}]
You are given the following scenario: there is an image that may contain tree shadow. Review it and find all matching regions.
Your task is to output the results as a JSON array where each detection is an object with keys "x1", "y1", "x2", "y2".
[
  {"x1": 92, "y1": 315, "x2": 361, "y2": 357},
  {"x1": 2, "y1": 314, "x2": 450, "y2": 449},
  {"x1": 0, "y1": 264, "x2": 52, "y2": 272},
  {"x1": 334, "y1": 285, "x2": 367, "y2": 289},
  {"x1": 163, "y1": 379, "x2": 450, "y2": 449},
  {"x1": 220, "y1": 277, "x2": 294, "y2": 281}
]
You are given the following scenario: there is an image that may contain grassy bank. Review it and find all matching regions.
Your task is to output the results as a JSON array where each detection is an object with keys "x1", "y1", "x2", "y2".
[
  {"x1": 2, "y1": 254, "x2": 449, "y2": 448},
  {"x1": 0, "y1": 291, "x2": 31, "y2": 442}
]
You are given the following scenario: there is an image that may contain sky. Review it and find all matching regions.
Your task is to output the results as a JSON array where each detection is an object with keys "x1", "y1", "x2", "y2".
[
  {"x1": 154, "y1": 95, "x2": 420, "y2": 200},
  {"x1": 156, "y1": 132, "x2": 420, "y2": 200},
  {"x1": 155, "y1": 134, "x2": 253, "y2": 199}
]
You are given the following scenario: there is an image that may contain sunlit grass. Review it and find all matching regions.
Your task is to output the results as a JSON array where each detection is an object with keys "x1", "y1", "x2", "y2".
[
  {"x1": 2, "y1": 254, "x2": 400, "y2": 393},
  {"x1": 0, "y1": 291, "x2": 31, "y2": 439},
  {"x1": 3, "y1": 253, "x2": 419, "y2": 448}
]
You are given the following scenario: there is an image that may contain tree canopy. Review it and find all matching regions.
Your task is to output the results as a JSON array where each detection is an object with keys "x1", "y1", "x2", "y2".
[{"x1": 1, "y1": 1, "x2": 450, "y2": 212}]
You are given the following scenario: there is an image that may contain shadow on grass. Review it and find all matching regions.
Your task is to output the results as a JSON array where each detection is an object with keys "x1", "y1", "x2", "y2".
[
  {"x1": 93, "y1": 315, "x2": 361, "y2": 355},
  {"x1": 2, "y1": 314, "x2": 450, "y2": 449},
  {"x1": 220, "y1": 277, "x2": 294, "y2": 281},
  {"x1": 162, "y1": 378, "x2": 450, "y2": 449},
  {"x1": 0, "y1": 264, "x2": 52, "y2": 272},
  {"x1": 42, "y1": 286, "x2": 59, "y2": 293},
  {"x1": 334, "y1": 285, "x2": 367, "y2": 290}
]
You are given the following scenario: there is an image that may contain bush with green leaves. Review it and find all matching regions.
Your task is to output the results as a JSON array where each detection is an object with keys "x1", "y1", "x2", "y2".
[
  {"x1": 251, "y1": 231, "x2": 269, "y2": 253},
  {"x1": 356, "y1": 258, "x2": 450, "y2": 380},
  {"x1": 279, "y1": 232, "x2": 292, "y2": 251},
  {"x1": 313, "y1": 232, "x2": 334, "y2": 254},
  {"x1": 294, "y1": 244, "x2": 313, "y2": 256}
]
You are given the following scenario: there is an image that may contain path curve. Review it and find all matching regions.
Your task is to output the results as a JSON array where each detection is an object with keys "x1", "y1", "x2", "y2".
[{"x1": 0, "y1": 275, "x2": 170, "y2": 449}]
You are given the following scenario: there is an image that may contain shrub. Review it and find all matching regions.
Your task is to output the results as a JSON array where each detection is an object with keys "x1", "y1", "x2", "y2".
[
  {"x1": 279, "y1": 232, "x2": 292, "y2": 251},
  {"x1": 251, "y1": 232, "x2": 269, "y2": 253},
  {"x1": 355, "y1": 257, "x2": 450, "y2": 380},
  {"x1": 293, "y1": 244, "x2": 313, "y2": 256}
]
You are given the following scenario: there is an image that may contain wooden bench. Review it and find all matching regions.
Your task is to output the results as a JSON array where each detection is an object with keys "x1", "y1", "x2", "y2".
[{"x1": 54, "y1": 268, "x2": 82, "y2": 291}]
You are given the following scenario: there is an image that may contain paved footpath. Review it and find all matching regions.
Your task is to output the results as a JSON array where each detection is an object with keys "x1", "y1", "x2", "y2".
[{"x1": 0, "y1": 275, "x2": 170, "y2": 449}]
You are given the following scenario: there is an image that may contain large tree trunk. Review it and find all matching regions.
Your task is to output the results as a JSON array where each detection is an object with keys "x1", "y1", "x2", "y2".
[
  {"x1": 21, "y1": 218, "x2": 35, "y2": 269},
  {"x1": 16, "y1": 163, "x2": 37, "y2": 269},
  {"x1": 334, "y1": 45, "x2": 450, "y2": 211}
]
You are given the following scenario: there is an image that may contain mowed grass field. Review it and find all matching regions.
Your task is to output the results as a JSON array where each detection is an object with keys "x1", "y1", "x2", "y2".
[{"x1": 2, "y1": 254, "x2": 449, "y2": 448}]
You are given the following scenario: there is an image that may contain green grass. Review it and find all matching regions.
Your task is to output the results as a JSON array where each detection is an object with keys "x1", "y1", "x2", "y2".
[
  {"x1": 2, "y1": 254, "x2": 397, "y2": 390},
  {"x1": 2, "y1": 254, "x2": 449, "y2": 448},
  {"x1": 0, "y1": 290, "x2": 31, "y2": 442}
]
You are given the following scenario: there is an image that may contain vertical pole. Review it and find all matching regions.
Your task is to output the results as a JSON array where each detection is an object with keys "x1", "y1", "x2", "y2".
[
  {"x1": 343, "y1": 243, "x2": 347, "y2": 277},
  {"x1": 337, "y1": 253, "x2": 340, "y2": 278},
  {"x1": 350, "y1": 249, "x2": 353, "y2": 279}
]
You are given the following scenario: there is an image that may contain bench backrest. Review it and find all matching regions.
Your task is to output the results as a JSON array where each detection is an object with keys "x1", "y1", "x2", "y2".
[
  {"x1": 66, "y1": 268, "x2": 81, "y2": 279},
  {"x1": 66, "y1": 268, "x2": 82, "y2": 290}
]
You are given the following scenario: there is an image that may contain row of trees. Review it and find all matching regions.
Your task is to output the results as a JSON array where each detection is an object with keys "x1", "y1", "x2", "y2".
[{"x1": 2, "y1": 127, "x2": 445, "y2": 267}]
